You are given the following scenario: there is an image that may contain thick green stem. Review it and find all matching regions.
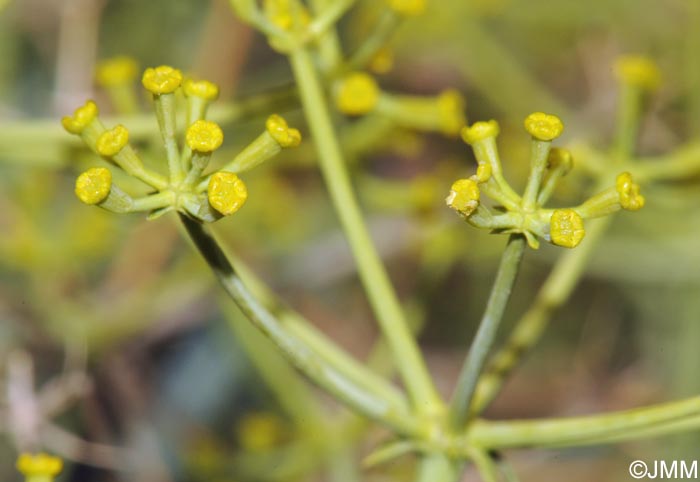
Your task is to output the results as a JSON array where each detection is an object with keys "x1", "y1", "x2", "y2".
[
  {"x1": 288, "y1": 46, "x2": 441, "y2": 414},
  {"x1": 180, "y1": 215, "x2": 420, "y2": 436},
  {"x1": 468, "y1": 395, "x2": 700, "y2": 449},
  {"x1": 415, "y1": 453, "x2": 459, "y2": 482},
  {"x1": 449, "y1": 235, "x2": 526, "y2": 429}
]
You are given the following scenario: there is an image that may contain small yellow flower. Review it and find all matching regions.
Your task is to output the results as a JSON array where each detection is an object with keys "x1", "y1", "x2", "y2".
[
  {"x1": 183, "y1": 78, "x2": 220, "y2": 101},
  {"x1": 369, "y1": 47, "x2": 394, "y2": 74},
  {"x1": 437, "y1": 89, "x2": 467, "y2": 136},
  {"x1": 524, "y1": 112, "x2": 564, "y2": 141},
  {"x1": 547, "y1": 147, "x2": 573, "y2": 174},
  {"x1": 96, "y1": 125, "x2": 129, "y2": 157},
  {"x1": 388, "y1": 0, "x2": 425, "y2": 15},
  {"x1": 75, "y1": 167, "x2": 112, "y2": 205},
  {"x1": 95, "y1": 56, "x2": 138, "y2": 87},
  {"x1": 208, "y1": 172, "x2": 248, "y2": 215},
  {"x1": 446, "y1": 178, "x2": 480, "y2": 216},
  {"x1": 61, "y1": 100, "x2": 99, "y2": 134},
  {"x1": 614, "y1": 55, "x2": 661, "y2": 91},
  {"x1": 186, "y1": 120, "x2": 224, "y2": 153},
  {"x1": 264, "y1": 0, "x2": 310, "y2": 31},
  {"x1": 615, "y1": 172, "x2": 645, "y2": 211},
  {"x1": 266, "y1": 114, "x2": 302, "y2": 148},
  {"x1": 335, "y1": 72, "x2": 380, "y2": 116},
  {"x1": 237, "y1": 412, "x2": 288, "y2": 452},
  {"x1": 475, "y1": 163, "x2": 492, "y2": 183},
  {"x1": 460, "y1": 120, "x2": 500, "y2": 145},
  {"x1": 550, "y1": 208, "x2": 585, "y2": 248},
  {"x1": 142, "y1": 65, "x2": 183, "y2": 95},
  {"x1": 16, "y1": 453, "x2": 63, "y2": 478}
]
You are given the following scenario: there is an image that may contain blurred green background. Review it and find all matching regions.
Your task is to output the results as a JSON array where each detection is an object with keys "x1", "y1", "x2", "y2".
[{"x1": 1, "y1": 0, "x2": 699, "y2": 480}]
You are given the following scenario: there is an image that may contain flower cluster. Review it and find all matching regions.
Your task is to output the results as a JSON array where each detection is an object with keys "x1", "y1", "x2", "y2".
[
  {"x1": 447, "y1": 112, "x2": 645, "y2": 249},
  {"x1": 64, "y1": 65, "x2": 301, "y2": 223},
  {"x1": 229, "y1": 0, "x2": 466, "y2": 138}
]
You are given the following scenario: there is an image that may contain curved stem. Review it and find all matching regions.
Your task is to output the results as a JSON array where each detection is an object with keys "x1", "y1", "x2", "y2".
[
  {"x1": 449, "y1": 235, "x2": 526, "y2": 429},
  {"x1": 288, "y1": 46, "x2": 441, "y2": 414},
  {"x1": 180, "y1": 214, "x2": 420, "y2": 437}
]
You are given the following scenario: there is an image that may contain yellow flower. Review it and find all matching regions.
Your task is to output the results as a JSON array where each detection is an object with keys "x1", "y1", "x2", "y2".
[
  {"x1": 183, "y1": 78, "x2": 220, "y2": 101},
  {"x1": 142, "y1": 65, "x2": 183, "y2": 95},
  {"x1": 16, "y1": 453, "x2": 63, "y2": 479},
  {"x1": 95, "y1": 56, "x2": 138, "y2": 87},
  {"x1": 524, "y1": 112, "x2": 564, "y2": 141},
  {"x1": 61, "y1": 100, "x2": 99, "y2": 134},
  {"x1": 208, "y1": 172, "x2": 248, "y2": 215},
  {"x1": 615, "y1": 172, "x2": 645, "y2": 211},
  {"x1": 550, "y1": 208, "x2": 585, "y2": 248},
  {"x1": 460, "y1": 120, "x2": 500, "y2": 145},
  {"x1": 437, "y1": 89, "x2": 467, "y2": 136},
  {"x1": 186, "y1": 120, "x2": 224, "y2": 153},
  {"x1": 388, "y1": 0, "x2": 425, "y2": 15},
  {"x1": 446, "y1": 178, "x2": 480, "y2": 216},
  {"x1": 266, "y1": 114, "x2": 302, "y2": 148},
  {"x1": 335, "y1": 72, "x2": 380, "y2": 115},
  {"x1": 369, "y1": 47, "x2": 394, "y2": 74},
  {"x1": 614, "y1": 55, "x2": 661, "y2": 90},
  {"x1": 75, "y1": 167, "x2": 112, "y2": 205},
  {"x1": 96, "y1": 125, "x2": 129, "y2": 157},
  {"x1": 475, "y1": 163, "x2": 492, "y2": 183},
  {"x1": 547, "y1": 147, "x2": 573, "y2": 173},
  {"x1": 237, "y1": 412, "x2": 288, "y2": 452}
]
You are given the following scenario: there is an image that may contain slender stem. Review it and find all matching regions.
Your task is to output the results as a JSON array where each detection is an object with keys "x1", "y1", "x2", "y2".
[
  {"x1": 153, "y1": 93, "x2": 184, "y2": 183},
  {"x1": 469, "y1": 449, "x2": 499, "y2": 482},
  {"x1": 613, "y1": 84, "x2": 642, "y2": 162},
  {"x1": 288, "y1": 46, "x2": 441, "y2": 414},
  {"x1": 131, "y1": 190, "x2": 176, "y2": 212},
  {"x1": 686, "y1": 0, "x2": 700, "y2": 138},
  {"x1": 521, "y1": 139, "x2": 551, "y2": 211},
  {"x1": 467, "y1": 395, "x2": 700, "y2": 450},
  {"x1": 470, "y1": 216, "x2": 612, "y2": 415},
  {"x1": 343, "y1": 9, "x2": 399, "y2": 73},
  {"x1": 449, "y1": 235, "x2": 526, "y2": 429},
  {"x1": 222, "y1": 298, "x2": 326, "y2": 431},
  {"x1": 180, "y1": 214, "x2": 421, "y2": 437}
]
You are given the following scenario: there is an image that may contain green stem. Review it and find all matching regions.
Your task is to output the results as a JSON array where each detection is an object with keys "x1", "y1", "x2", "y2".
[
  {"x1": 449, "y1": 235, "x2": 526, "y2": 429},
  {"x1": 288, "y1": 46, "x2": 441, "y2": 414},
  {"x1": 180, "y1": 214, "x2": 420, "y2": 436},
  {"x1": 613, "y1": 84, "x2": 642, "y2": 162},
  {"x1": 415, "y1": 453, "x2": 459, "y2": 482},
  {"x1": 467, "y1": 395, "x2": 700, "y2": 449},
  {"x1": 522, "y1": 139, "x2": 551, "y2": 211},
  {"x1": 153, "y1": 93, "x2": 184, "y2": 183},
  {"x1": 221, "y1": 298, "x2": 325, "y2": 431},
  {"x1": 469, "y1": 449, "x2": 499, "y2": 482},
  {"x1": 343, "y1": 9, "x2": 399, "y2": 73},
  {"x1": 686, "y1": 0, "x2": 700, "y2": 138},
  {"x1": 229, "y1": 251, "x2": 410, "y2": 412},
  {"x1": 470, "y1": 216, "x2": 612, "y2": 415}
]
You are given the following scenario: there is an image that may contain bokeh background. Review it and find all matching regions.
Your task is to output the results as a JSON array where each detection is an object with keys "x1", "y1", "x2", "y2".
[{"x1": 1, "y1": 0, "x2": 699, "y2": 480}]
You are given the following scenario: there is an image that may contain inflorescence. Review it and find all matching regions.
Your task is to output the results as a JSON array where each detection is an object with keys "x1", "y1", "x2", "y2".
[
  {"x1": 447, "y1": 112, "x2": 645, "y2": 249},
  {"x1": 65, "y1": 65, "x2": 302, "y2": 223}
]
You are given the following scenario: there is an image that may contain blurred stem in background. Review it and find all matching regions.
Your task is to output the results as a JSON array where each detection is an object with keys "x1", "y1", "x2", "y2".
[
  {"x1": 685, "y1": 0, "x2": 700, "y2": 139},
  {"x1": 287, "y1": 45, "x2": 442, "y2": 415}
]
